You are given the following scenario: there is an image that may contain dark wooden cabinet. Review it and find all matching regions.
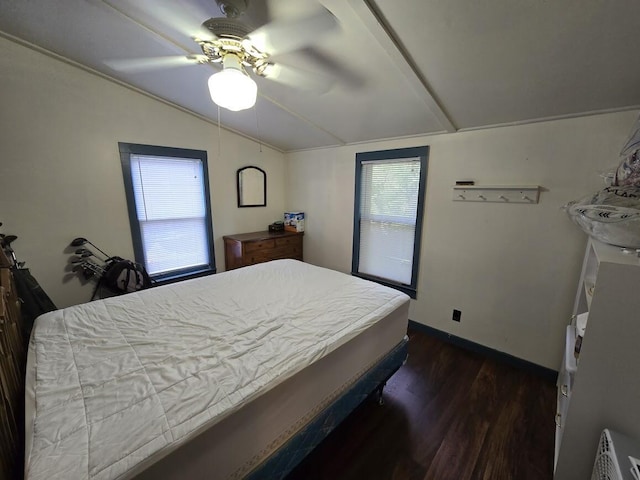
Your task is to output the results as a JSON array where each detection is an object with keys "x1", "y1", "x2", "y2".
[{"x1": 223, "y1": 230, "x2": 303, "y2": 270}]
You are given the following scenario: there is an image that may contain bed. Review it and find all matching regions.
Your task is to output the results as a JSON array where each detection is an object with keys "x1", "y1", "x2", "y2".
[{"x1": 24, "y1": 259, "x2": 410, "y2": 480}]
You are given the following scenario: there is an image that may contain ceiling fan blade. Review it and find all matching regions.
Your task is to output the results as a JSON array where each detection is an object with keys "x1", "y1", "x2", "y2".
[
  {"x1": 298, "y1": 46, "x2": 366, "y2": 89},
  {"x1": 263, "y1": 63, "x2": 334, "y2": 93},
  {"x1": 102, "y1": 0, "x2": 218, "y2": 42},
  {"x1": 246, "y1": 5, "x2": 339, "y2": 57},
  {"x1": 104, "y1": 55, "x2": 207, "y2": 73}
]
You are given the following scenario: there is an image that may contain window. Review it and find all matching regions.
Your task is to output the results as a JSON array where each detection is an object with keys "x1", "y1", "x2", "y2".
[
  {"x1": 351, "y1": 146, "x2": 428, "y2": 298},
  {"x1": 119, "y1": 143, "x2": 216, "y2": 283}
]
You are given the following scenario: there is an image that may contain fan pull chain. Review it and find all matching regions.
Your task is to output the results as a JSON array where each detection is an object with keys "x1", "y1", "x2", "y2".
[
  {"x1": 217, "y1": 105, "x2": 222, "y2": 160},
  {"x1": 254, "y1": 103, "x2": 262, "y2": 153}
]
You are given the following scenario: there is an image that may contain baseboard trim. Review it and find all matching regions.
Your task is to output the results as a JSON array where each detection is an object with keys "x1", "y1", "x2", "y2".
[{"x1": 408, "y1": 320, "x2": 558, "y2": 383}]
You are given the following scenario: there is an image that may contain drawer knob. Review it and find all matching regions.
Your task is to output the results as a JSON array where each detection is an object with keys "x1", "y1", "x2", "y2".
[{"x1": 560, "y1": 384, "x2": 569, "y2": 397}]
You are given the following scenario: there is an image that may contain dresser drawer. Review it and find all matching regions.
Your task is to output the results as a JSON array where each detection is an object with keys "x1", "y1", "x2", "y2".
[
  {"x1": 275, "y1": 236, "x2": 302, "y2": 248},
  {"x1": 244, "y1": 239, "x2": 276, "y2": 253},
  {"x1": 270, "y1": 245, "x2": 301, "y2": 258},
  {"x1": 245, "y1": 253, "x2": 274, "y2": 265},
  {"x1": 246, "y1": 246, "x2": 300, "y2": 265}
]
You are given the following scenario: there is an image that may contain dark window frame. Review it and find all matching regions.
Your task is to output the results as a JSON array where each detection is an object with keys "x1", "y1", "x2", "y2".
[
  {"x1": 351, "y1": 146, "x2": 429, "y2": 299},
  {"x1": 119, "y1": 142, "x2": 216, "y2": 284}
]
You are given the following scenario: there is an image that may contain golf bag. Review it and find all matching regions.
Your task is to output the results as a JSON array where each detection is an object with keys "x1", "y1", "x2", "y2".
[
  {"x1": 68, "y1": 237, "x2": 154, "y2": 300},
  {"x1": 101, "y1": 257, "x2": 153, "y2": 295}
]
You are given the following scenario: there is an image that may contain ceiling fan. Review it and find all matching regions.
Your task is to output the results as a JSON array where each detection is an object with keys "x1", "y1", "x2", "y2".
[{"x1": 106, "y1": 0, "x2": 341, "y2": 112}]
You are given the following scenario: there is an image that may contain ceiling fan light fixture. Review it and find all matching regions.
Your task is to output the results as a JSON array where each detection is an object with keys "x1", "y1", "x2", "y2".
[{"x1": 208, "y1": 54, "x2": 257, "y2": 112}]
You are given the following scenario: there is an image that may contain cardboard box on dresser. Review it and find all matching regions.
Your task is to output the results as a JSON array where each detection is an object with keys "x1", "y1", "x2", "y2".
[{"x1": 284, "y1": 212, "x2": 305, "y2": 232}]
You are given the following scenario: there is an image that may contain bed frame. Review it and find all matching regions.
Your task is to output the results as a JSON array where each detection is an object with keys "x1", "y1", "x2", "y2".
[
  {"x1": 135, "y1": 332, "x2": 409, "y2": 480},
  {"x1": 0, "y1": 247, "x2": 26, "y2": 480},
  {"x1": 245, "y1": 337, "x2": 408, "y2": 479}
]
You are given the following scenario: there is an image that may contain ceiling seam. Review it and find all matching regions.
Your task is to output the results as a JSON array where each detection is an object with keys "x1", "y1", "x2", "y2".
[
  {"x1": 286, "y1": 130, "x2": 448, "y2": 154},
  {"x1": 456, "y1": 106, "x2": 640, "y2": 133},
  {"x1": 348, "y1": 0, "x2": 457, "y2": 133},
  {"x1": 286, "y1": 106, "x2": 640, "y2": 154},
  {"x1": 255, "y1": 93, "x2": 348, "y2": 146},
  {"x1": 99, "y1": 0, "x2": 201, "y2": 54}
]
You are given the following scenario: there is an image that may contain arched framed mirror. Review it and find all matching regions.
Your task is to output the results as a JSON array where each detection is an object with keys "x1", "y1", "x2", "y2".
[{"x1": 237, "y1": 166, "x2": 266, "y2": 207}]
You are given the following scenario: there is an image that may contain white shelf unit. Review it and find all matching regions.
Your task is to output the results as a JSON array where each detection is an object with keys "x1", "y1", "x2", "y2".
[
  {"x1": 555, "y1": 239, "x2": 640, "y2": 480},
  {"x1": 555, "y1": 323, "x2": 578, "y2": 469}
]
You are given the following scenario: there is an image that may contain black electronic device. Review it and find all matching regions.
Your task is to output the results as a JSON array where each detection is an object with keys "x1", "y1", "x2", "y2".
[{"x1": 269, "y1": 221, "x2": 284, "y2": 232}]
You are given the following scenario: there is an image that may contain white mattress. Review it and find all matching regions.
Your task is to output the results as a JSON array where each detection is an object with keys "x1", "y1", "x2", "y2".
[
  {"x1": 25, "y1": 260, "x2": 409, "y2": 480},
  {"x1": 135, "y1": 301, "x2": 408, "y2": 480}
]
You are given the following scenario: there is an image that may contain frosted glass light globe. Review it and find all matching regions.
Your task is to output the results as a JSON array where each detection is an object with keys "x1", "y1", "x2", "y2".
[{"x1": 208, "y1": 55, "x2": 257, "y2": 112}]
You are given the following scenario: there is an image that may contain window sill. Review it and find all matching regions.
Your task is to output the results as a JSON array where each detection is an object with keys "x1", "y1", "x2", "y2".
[
  {"x1": 351, "y1": 272, "x2": 416, "y2": 299},
  {"x1": 151, "y1": 266, "x2": 216, "y2": 286}
]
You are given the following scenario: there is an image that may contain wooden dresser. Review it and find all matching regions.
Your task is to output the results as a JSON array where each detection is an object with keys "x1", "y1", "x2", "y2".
[{"x1": 223, "y1": 230, "x2": 303, "y2": 270}]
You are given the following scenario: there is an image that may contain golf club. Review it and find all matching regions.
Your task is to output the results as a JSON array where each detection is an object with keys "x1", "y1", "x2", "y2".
[
  {"x1": 72, "y1": 259, "x2": 105, "y2": 277},
  {"x1": 75, "y1": 247, "x2": 107, "y2": 261},
  {"x1": 70, "y1": 237, "x2": 111, "y2": 258},
  {"x1": 0, "y1": 234, "x2": 17, "y2": 246}
]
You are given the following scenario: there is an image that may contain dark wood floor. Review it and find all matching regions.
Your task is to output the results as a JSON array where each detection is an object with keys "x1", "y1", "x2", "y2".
[{"x1": 286, "y1": 328, "x2": 556, "y2": 480}]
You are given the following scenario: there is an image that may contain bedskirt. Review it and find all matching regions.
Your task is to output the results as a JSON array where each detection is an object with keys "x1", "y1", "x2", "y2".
[{"x1": 246, "y1": 336, "x2": 409, "y2": 479}]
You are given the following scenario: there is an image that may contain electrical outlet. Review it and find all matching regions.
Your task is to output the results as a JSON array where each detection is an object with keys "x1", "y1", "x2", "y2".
[{"x1": 452, "y1": 309, "x2": 461, "y2": 322}]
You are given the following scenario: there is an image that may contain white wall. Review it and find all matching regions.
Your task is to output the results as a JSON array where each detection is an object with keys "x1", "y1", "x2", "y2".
[
  {"x1": 0, "y1": 37, "x2": 286, "y2": 308},
  {"x1": 285, "y1": 111, "x2": 639, "y2": 369}
]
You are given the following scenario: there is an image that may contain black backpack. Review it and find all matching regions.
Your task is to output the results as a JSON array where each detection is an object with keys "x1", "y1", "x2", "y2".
[{"x1": 97, "y1": 257, "x2": 153, "y2": 297}]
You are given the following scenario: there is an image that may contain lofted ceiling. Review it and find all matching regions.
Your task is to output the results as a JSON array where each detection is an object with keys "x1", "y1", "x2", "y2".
[{"x1": 1, "y1": 0, "x2": 639, "y2": 152}]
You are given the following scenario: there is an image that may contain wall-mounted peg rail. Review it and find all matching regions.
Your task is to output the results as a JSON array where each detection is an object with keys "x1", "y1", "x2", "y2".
[{"x1": 452, "y1": 185, "x2": 540, "y2": 204}]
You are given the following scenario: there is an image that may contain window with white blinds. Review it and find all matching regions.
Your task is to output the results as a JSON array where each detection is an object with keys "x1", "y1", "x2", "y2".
[
  {"x1": 119, "y1": 144, "x2": 215, "y2": 282},
  {"x1": 352, "y1": 147, "x2": 428, "y2": 298}
]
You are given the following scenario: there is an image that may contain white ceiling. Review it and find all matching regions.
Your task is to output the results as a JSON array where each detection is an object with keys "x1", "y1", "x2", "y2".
[{"x1": 1, "y1": 0, "x2": 639, "y2": 152}]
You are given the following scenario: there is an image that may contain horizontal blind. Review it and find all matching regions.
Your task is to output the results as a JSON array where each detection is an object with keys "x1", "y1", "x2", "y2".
[
  {"x1": 131, "y1": 155, "x2": 210, "y2": 275},
  {"x1": 358, "y1": 158, "x2": 421, "y2": 285}
]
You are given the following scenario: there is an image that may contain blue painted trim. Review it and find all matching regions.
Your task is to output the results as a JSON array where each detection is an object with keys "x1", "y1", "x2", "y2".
[
  {"x1": 118, "y1": 142, "x2": 216, "y2": 284},
  {"x1": 351, "y1": 146, "x2": 429, "y2": 300},
  {"x1": 245, "y1": 338, "x2": 409, "y2": 480},
  {"x1": 408, "y1": 320, "x2": 558, "y2": 383},
  {"x1": 351, "y1": 272, "x2": 417, "y2": 299}
]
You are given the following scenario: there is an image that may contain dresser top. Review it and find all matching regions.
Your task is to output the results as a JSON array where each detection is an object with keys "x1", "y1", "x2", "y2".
[{"x1": 223, "y1": 230, "x2": 304, "y2": 242}]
